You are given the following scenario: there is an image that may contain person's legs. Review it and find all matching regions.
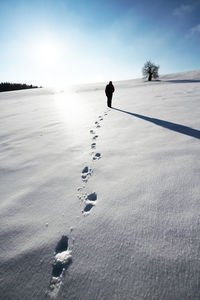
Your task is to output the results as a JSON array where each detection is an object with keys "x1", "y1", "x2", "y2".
[
  {"x1": 110, "y1": 94, "x2": 113, "y2": 107},
  {"x1": 107, "y1": 96, "x2": 111, "y2": 107},
  {"x1": 107, "y1": 95, "x2": 112, "y2": 107}
]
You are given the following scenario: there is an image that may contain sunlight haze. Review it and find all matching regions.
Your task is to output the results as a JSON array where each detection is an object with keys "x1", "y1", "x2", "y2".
[{"x1": 0, "y1": 0, "x2": 200, "y2": 86}]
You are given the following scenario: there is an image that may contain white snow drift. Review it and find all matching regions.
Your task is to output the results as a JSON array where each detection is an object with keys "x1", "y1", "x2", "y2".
[{"x1": 0, "y1": 70, "x2": 200, "y2": 300}]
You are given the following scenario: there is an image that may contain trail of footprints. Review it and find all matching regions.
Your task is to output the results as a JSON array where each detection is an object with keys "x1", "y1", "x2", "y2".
[
  {"x1": 48, "y1": 110, "x2": 108, "y2": 297},
  {"x1": 78, "y1": 112, "x2": 108, "y2": 214}
]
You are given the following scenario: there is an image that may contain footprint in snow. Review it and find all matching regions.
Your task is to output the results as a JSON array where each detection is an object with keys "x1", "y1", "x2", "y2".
[
  {"x1": 95, "y1": 121, "x2": 101, "y2": 128},
  {"x1": 91, "y1": 142, "x2": 96, "y2": 149},
  {"x1": 92, "y1": 135, "x2": 98, "y2": 140},
  {"x1": 90, "y1": 129, "x2": 95, "y2": 134},
  {"x1": 93, "y1": 153, "x2": 101, "y2": 160},
  {"x1": 87, "y1": 192, "x2": 97, "y2": 201},
  {"x1": 48, "y1": 236, "x2": 72, "y2": 297},
  {"x1": 98, "y1": 116, "x2": 103, "y2": 121},
  {"x1": 84, "y1": 203, "x2": 94, "y2": 212},
  {"x1": 77, "y1": 187, "x2": 83, "y2": 192},
  {"x1": 83, "y1": 192, "x2": 97, "y2": 214},
  {"x1": 52, "y1": 236, "x2": 72, "y2": 276},
  {"x1": 81, "y1": 166, "x2": 93, "y2": 182}
]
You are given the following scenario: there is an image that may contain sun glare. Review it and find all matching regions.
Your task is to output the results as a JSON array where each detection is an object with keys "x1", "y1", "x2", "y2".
[
  {"x1": 54, "y1": 91, "x2": 87, "y2": 128},
  {"x1": 33, "y1": 39, "x2": 61, "y2": 66}
]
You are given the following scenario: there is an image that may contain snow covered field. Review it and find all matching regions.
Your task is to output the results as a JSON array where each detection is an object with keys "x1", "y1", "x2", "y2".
[{"x1": 0, "y1": 70, "x2": 200, "y2": 300}]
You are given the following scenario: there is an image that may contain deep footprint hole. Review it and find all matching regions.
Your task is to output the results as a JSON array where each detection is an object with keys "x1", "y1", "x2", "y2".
[
  {"x1": 82, "y1": 166, "x2": 88, "y2": 173},
  {"x1": 55, "y1": 236, "x2": 68, "y2": 254},
  {"x1": 52, "y1": 259, "x2": 72, "y2": 277},
  {"x1": 87, "y1": 192, "x2": 97, "y2": 201},
  {"x1": 52, "y1": 261, "x2": 63, "y2": 277},
  {"x1": 84, "y1": 203, "x2": 94, "y2": 212}
]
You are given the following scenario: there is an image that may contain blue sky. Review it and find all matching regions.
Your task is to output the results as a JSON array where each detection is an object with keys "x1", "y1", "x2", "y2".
[{"x1": 0, "y1": 0, "x2": 200, "y2": 86}]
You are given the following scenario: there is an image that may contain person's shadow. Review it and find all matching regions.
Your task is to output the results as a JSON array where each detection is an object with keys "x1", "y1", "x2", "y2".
[{"x1": 112, "y1": 108, "x2": 200, "y2": 139}]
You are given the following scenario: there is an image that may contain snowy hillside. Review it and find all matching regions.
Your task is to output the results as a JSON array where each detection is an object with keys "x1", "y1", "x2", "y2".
[{"x1": 0, "y1": 70, "x2": 200, "y2": 300}]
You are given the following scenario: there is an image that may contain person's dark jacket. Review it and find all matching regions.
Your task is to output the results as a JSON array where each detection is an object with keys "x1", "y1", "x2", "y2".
[{"x1": 105, "y1": 83, "x2": 115, "y2": 97}]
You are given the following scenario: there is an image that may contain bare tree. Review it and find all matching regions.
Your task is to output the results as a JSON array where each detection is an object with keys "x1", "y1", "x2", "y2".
[{"x1": 142, "y1": 60, "x2": 159, "y2": 81}]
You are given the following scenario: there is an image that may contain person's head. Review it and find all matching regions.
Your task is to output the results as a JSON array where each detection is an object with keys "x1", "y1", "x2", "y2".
[{"x1": 109, "y1": 81, "x2": 112, "y2": 85}]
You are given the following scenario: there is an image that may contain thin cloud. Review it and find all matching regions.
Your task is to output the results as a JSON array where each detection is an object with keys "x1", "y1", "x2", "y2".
[
  {"x1": 173, "y1": 4, "x2": 194, "y2": 16},
  {"x1": 189, "y1": 24, "x2": 200, "y2": 35}
]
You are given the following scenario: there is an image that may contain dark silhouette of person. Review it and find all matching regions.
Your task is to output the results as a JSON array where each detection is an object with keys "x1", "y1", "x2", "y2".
[{"x1": 105, "y1": 81, "x2": 115, "y2": 108}]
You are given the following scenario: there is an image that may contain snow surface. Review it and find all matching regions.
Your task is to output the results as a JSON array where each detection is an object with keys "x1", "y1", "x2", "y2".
[{"x1": 0, "y1": 70, "x2": 200, "y2": 300}]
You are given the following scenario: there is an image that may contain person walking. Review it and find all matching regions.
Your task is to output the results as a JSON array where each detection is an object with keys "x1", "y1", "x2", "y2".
[{"x1": 105, "y1": 81, "x2": 115, "y2": 108}]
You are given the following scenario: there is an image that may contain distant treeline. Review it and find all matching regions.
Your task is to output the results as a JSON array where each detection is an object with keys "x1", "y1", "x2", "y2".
[{"x1": 0, "y1": 82, "x2": 41, "y2": 92}]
